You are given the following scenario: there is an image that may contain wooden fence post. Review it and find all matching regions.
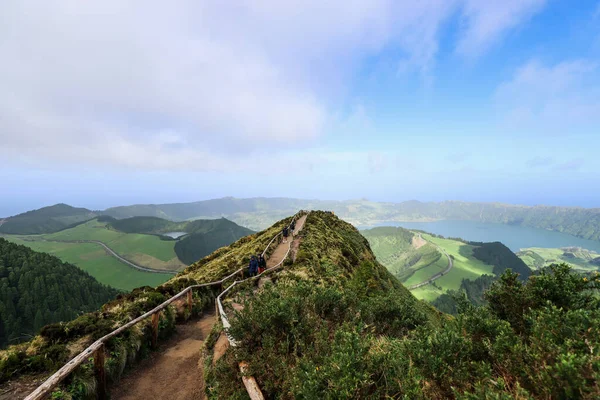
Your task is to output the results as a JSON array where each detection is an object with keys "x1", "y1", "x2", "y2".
[
  {"x1": 94, "y1": 344, "x2": 107, "y2": 400},
  {"x1": 151, "y1": 312, "x2": 160, "y2": 349},
  {"x1": 187, "y1": 289, "x2": 193, "y2": 315}
]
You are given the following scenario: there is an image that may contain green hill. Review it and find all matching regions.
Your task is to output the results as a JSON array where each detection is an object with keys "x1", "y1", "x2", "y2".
[
  {"x1": 1, "y1": 217, "x2": 252, "y2": 290},
  {"x1": 6, "y1": 198, "x2": 600, "y2": 241},
  {"x1": 174, "y1": 218, "x2": 253, "y2": 264},
  {"x1": 1, "y1": 213, "x2": 599, "y2": 399},
  {"x1": 0, "y1": 238, "x2": 118, "y2": 349},
  {"x1": 518, "y1": 246, "x2": 600, "y2": 272},
  {"x1": 0, "y1": 204, "x2": 97, "y2": 235},
  {"x1": 363, "y1": 227, "x2": 531, "y2": 303},
  {"x1": 108, "y1": 216, "x2": 181, "y2": 234}
]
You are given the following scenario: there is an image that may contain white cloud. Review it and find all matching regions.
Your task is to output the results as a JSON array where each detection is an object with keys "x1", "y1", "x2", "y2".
[
  {"x1": 0, "y1": 0, "x2": 549, "y2": 171},
  {"x1": 457, "y1": 0, "x2": 546, "y2": 56},
  {"x1": 495, "y1": 60, "x2": 600, "y2": 133}
]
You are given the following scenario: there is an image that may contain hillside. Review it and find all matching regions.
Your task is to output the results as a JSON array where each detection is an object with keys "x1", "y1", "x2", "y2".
[
  {"x1": 1, "y1": 213, "x2": 599, "y2": 399},
  {"x1": 518, "y1": 246, "x2": 600, "y2": 272},
  {"x1": 106, "y1": 216, "x2": 254, "y2": 265},
  {"x1": 0, "y1": 204, "x2": 97, "y2": 235},
  {"x1": 363, "y1": 227, "x2": 531, "y2": 303},
  {"x1": 1, "y1": 217, "x2": 252, "y2": 291},
  {"x1": 206, "y1": 213, "x2": 600, "y2": 398},
  {"x1": 0, "y1": 238, "x2": 118, "y2": 349}
]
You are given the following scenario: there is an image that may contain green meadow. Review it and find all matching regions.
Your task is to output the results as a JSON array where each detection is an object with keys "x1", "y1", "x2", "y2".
[
  {"x1": 418, "y1": 234, "x2": 494, "y2": 292},
  {"x1": 4, "y1": 237, "x2": 171, "y2": 291},
  {"x1": 43, "y1": 219, "x2": 185, "y2": 271},
  {"x1": 518, "y1": 246, "x2": 600, "y2": 272}
]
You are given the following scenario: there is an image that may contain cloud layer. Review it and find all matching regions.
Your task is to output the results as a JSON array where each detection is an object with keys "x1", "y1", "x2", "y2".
[{"x1": 1, "y1": 0, "x2": 550, "y2": 171}]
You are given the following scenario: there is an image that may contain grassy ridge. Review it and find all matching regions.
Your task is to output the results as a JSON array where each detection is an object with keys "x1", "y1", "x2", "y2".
[
  {"x1": 207, "y1": 212, "x2": 600, "y2": 399},
  {"x1": 361, "y1": 227, "x2": 444, "y2": 284},
  {"x1": 0, "y1": 204, "x2": 97, "y2": 235},
  {"x1": 364, "y1": 227, "x2": 530, "y2": 302}
]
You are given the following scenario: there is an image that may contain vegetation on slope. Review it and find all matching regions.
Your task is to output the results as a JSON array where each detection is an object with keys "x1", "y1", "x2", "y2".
[
  {"x1": 0, "y1": 237, "x2": 172, "y2": 291},
  {"x1": 0, "y1": 239, "x2": 119, "y2": 349},
  {"x1": 0, "y1": 213, "x2": 292, "y2": 393},
  {"x1": 364, "y1": 228, "x2": 531, "y2": 301},
  {"x1": 360, "y1": 227, "x2": 445, "y2": 284},
  {"x1": 212, "y1": 251, "x2": 600, "y2": 398},
  {"x1": 174, "y1": 219, "x2": 253, "y2": 265},
  {"x1": 518, "y1": 246, "x2": 600, "y2": 272},
  {"x1": 0, "y1": 204, "x2": 97, "y2": 235},
  {"x1": 206, "y1": 211, "x2": 441, "y2": 398},
  {"x1": 470, "y1": 241, "x2": 531, "y2": 279}
]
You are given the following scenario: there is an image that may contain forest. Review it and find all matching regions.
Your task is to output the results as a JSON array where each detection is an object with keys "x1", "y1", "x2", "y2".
[{"x1": 0, "y1": 239, "x2": 119, "y2": 348}]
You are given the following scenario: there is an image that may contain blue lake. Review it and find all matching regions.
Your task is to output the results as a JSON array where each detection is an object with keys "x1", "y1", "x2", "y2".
[{"x1": 361, "y1": 220, "x2": 600, "y2": 253}]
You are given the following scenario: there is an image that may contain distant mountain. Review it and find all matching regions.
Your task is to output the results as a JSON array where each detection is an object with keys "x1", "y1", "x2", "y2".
[
  {"x1": 5, "y1": 198, "x2": 600, "y2": 242},
  {"x1": 101, "y1": 197, "x2": 600, "y2": 241},
  {"x1": 0, "y1": 238, "x2": 118, "y2": 348},
  {"x1": 0, "y1": 204, "x2": 97, "y2": 235}
]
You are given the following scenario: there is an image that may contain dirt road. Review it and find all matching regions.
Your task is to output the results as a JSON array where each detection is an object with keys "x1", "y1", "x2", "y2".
[
  {"x1": 408, "y1": 234, "x2": 453, "y2": 290},
  {"x1": 110, "y1": 214, "x2": 307, "y2": 400},
  {"x1": 111, "y1": 314, "x2": 215, "y2": 400}
]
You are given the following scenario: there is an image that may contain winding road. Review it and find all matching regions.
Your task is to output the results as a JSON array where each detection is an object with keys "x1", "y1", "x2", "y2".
[
  {"x1": 408, "y1": 234, "x2": 453, "y2": 290},
  {"x1": 41, "y1": 239, "x2": 176, "y2": 275}
]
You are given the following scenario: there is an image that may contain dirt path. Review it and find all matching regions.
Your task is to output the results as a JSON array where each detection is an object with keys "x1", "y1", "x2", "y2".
[
  {"x1": 266, "y1": 215, "x2": 306, "y2": 268},
  {"x1": 110, "y1": 313, "x2": 216, "y2": 400},
  {"x1": 110, "y1": 214, "x2": 308, "y2": 400},
  {"x1": 412, "y1": 233, "x2": 427, "y2": 249}
]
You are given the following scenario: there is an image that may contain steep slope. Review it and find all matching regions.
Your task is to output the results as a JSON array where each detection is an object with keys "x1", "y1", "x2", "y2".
[
  {"x1": 174, "y1": 219, "x2": 253, "y2": 264},
  {"x1": 0, "y1": 239, "x2": 119, "y2": 349},
  {"x1": 204, "y1": 211, "x2": 441, "y2": 398},
  {"x1": 0, "y1": 204, "x2": 97, "y2": 235},
  {"x1": 364, "y1": 227, "x2": 531, "y2": 304}
]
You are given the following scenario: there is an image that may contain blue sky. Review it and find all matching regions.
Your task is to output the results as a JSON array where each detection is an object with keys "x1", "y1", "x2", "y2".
[{"x1": 1, "y1": 0, "x2": 600, "y2": 216}]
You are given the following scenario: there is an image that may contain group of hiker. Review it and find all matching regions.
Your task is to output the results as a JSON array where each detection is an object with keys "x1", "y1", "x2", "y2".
[
  {"x1": 248, "y1": 220, "x2": 297, "y2": 276},
  {"x1": 248, "y1": 254, "x2": 267, "y2": 277},
  {"x1": 282, "y1": 220, "x2": 296, "y2": 244}
]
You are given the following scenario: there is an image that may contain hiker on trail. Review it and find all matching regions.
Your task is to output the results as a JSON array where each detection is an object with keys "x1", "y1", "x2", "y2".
[
  {"x1": 290, "y1": 220, "x2": 296, "y2": 234},
  {"x1": 258, "y1": 254, "x2": 267, "y2": 274},
  {"x1": 248, "y1": 255, "x2": 258, "y2": 277},
  {"x1": 283, "y1": 227, "x2": 289, "y2": 243}
]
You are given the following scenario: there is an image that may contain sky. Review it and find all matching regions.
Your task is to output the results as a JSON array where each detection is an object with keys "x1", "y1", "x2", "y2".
[{"x1": 1, "y1": 0, "x2": 600, "y2": 216}]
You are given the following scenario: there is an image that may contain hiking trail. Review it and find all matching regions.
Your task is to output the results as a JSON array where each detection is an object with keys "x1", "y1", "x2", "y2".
[{"x1": 108, "y1": 214, "x2": 307, "y2": 400}]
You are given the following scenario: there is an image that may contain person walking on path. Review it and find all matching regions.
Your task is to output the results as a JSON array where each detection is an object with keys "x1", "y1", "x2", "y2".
[
  {"x1": 248, "y1": 255, "x2": 258, "y2": 277},
  {"x1": 283, "y1": 227, "x2": 289, "y2": 243},
  {"x1": 290, "y1": 220, "x2": 296, "y2": 234},
  {"x1": 258, "y1": 254, "x2": 267, "y2": 274}
]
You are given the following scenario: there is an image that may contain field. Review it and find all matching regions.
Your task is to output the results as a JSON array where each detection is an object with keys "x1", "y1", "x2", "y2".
[
  {"x1": 518, "y1": 247, "x2": 600, "y2": 272},
  {"x1": 364, "y1": 227, "x2": 498, "y2": 302},
  {"x1": 4, "y1": 237, "x2": 171, "y2": 291},
  {"x1": 419, "y1": 234, "x2": 494, "y2": 292},
  {"x1": 43, "y1": 219, "x2": 185, "y2": 270}
]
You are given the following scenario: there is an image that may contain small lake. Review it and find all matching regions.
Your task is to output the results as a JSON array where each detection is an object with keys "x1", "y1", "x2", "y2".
[
  {"x1": 163, "y1": 231, "x2": 188, "y2": 239},
  {"x1": 360, "y1": 220, "x2": 600, "y2": 253}
]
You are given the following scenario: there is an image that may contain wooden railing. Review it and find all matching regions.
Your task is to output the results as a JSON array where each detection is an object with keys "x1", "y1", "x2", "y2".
[
  {"x1": 215, "y1": 213, "x2": 302, "y2": 400},
  {"x1": 24, "y1": 212, "x2": 306, "y2": 400}
]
